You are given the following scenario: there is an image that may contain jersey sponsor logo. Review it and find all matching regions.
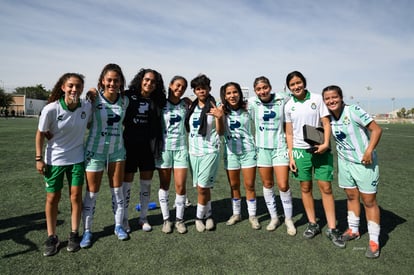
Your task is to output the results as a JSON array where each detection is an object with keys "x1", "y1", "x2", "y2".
[
  {"x1": 334, "y1": 130, "x2": 355, "y2": 151},
  {"x1": 138, "y1": 102, "x2": 149, "y2": 114},
  {"x1": 107, "y1": 113, "x2": 121, "y2": 126},
  {"x1": 169, "y1": 114, "x2": 182, "y2": 125},
  {"x1": 262, "y1": 110, "x2": 276, "y2": 121},
  {"x1": 229, "y1": 119, "x2": 241, "y2": 130},
  {"x1": 192, "y1": 117, "x2": 200, "y2": 128}
]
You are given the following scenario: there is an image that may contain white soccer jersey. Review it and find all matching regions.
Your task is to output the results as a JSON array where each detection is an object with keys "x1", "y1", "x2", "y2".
[
  {"x1": 38, "y1": 98, "x2": 92, "y2": 166},
  {"x1": 284, "y1": 91, "x2": 330, "y2": 149},
  {"x1": 224, "y1": 108, "x2": 255, "y2": 154},
  {"x1": 248, "y1": 92, "x2": 290, "y2": 150},
  {"x1": 85, "y1": 91, "x2": 129, "y2": 155},
  {"x1": 188, "y1": 106, "x2": 220, "y2": 156},
  {"x1": 162, "y1": 99, "x2": 188, "y2": 151},
  {"x1": 329, "y1": 104, "x2": 375, "y2": 163}
]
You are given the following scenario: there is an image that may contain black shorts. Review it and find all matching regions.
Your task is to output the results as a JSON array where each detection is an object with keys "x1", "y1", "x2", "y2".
[{"x1": 125, "y1": 141, "x2": 155, "y2": 173}]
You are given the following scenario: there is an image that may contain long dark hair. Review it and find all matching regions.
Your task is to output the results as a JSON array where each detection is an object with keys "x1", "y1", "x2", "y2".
[
  {"x1": 128, "y1": 68, "x2": 166, "y2": 108},
  {"x1": 48, "y1": 73, "x2": 84, "y2": 103},
  {"x1": 220, "y1": 82, "x2": 246, "y2": 114}
]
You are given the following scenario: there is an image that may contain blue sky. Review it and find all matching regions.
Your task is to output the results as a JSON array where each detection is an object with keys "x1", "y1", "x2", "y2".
[{"x1": 1, "y1": 0, "x2": 413, "y2": 113}]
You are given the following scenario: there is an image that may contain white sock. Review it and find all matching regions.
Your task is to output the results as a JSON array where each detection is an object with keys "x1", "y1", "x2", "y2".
[
  {"x1": 247, "y1": 198, "x2": 257, "y2": 217},
  {"x1": 367, "y1": 220, "x2": 380, "y2": 244},
  {"x1": 347, "y1": 211, "x2": 360, "y2": 233},
  {"x1": 196, "y1": 203, "x2": 207, "y2": 220},
  {"x1": 83, "y1": 191, "x2": 98, "y2": 231},
  {"x1": 206, "y1": 200, "x2": 212, "y2": 219},
  {"x1": 139, "y1": 179, "x2": 151, "y2": 221},
  {"x1": 279, "y1": 189, "x2": 293, "y2": 219},
  {"x1": 175, "y1": 194, "x2": 186, "y2": 220},
  {"x1": 110, "y1": 187, "x2": 124, "y2": 226},
  {"x1": 122, "y1": 182, "x2": 131, "y2": 223},
  {"x1": 232, "y1": 198, "x2": 241, "y2": 216},
  {"x1": 158, "y1": 189, "x2": 169, "y2": 220},
  {"x1": 263, "y1": 187, "x2": 277, "y2": 219}
]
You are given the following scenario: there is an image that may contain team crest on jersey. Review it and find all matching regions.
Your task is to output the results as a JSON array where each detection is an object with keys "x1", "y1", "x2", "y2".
[
  {"x1": 81, "y1": 111, "x2": 86, "y2": 119},
  {"x1": 275, "y1": 99, "x2": 282, "y2": 106},
  {"x1": 311, "y1": 102, "x2": 317, "y2": 110},
  {"x1": 343, "y1": 116, "x2": 350, "y2": 125},
  {"x1": 291, "y1": 106, "x2": 295, "y2": 111}
]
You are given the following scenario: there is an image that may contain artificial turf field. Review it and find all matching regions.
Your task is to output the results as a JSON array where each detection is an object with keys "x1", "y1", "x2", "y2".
[{"x1": 0, "y1": 118, "x2": 413, "y2": 274}]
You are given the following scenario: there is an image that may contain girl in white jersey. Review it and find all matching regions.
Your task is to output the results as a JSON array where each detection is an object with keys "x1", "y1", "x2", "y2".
[
  {"x1": 36, "y1": 73, "x2": 92, "y2": 256},
  {"x1": 323, "y1": 85, "x2": 382, "y2": 258},
  {"x1": 184, "y1": 74, "x2": 224, "y2": 232},
  {"x1": 220, "y1": 82, "x2": 261, "y2": 230},
  {"x1": 284, "y1": 71, "x2": 344, "y2": 248},
  {"x1": 248, "y1": 76, "x2": 296, "y2": 235},
  {"x1": 81, "y1": 64, "x2": 129, "y2": 248},
  {"x1": 156, "y1": 76, "x2": 190, "y2": 234}
]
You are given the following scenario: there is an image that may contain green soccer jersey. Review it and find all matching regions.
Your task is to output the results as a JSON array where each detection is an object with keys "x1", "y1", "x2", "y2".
[
  {"x1": 248, "y1": 92, "x2": 290, "y2": 150},
  {"x1": 162, "y1": 99, "x2": 188, "y2": 151},
  {"x1": 188, "y1": 106, "x2": 220, "y2": 156},
  {"x1": 329, "y1": 104, "x2": 375, "y2": 163},
  {"x1": 224, "y1": 107, "x2": 255, "y2": 154},
  {"x1": 86, "y1": 91, "x2": 129, "y2": 155}
]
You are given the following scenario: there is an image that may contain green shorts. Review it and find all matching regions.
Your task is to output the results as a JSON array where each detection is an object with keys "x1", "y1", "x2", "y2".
[
  {"x1": 189, "y1": 152, "x2": 220, "y2": 188},
  {"x1": 44, "y1": 162, "x2": 85, "y2": 193},
  {"x1": 338, "y1": 158, "x2": 379, "y2": 194},
  {"x1": 85, "y1": 148, "x2": 126, "y2": 172},
  {"x1": 292, "y1": 148, "x2": 333, "y2": 182},
  {"x1": 257, "y1": 147, "x2": 289, "y2": 167},
  {"x1": 224, "y1": 150, "x2": 257, "y2": 170},
  {"x1": 155, "y1": 149, "x2": 189, "y2": 169}
]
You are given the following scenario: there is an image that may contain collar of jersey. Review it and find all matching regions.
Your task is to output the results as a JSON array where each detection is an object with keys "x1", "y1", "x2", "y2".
[
  {"x1": 59, "y1": 97, "x2": 81, "y2": 111},
  {"x1": 293, "y1": 90, "x2": 311, "y2": 103}
]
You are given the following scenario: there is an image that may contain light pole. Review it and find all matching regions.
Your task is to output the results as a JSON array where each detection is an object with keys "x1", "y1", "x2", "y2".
[
  {"x1": 366, "y1": 86, "x2": 372, "y2": 115},
  {"x1": 391, "y1": 97, "x2": 395, "y2": 119}
]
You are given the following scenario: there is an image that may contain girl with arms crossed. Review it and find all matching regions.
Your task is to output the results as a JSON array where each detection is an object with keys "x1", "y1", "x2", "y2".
[{"x1": 322, "y1": 85, "x2": 382, "y2": 258}]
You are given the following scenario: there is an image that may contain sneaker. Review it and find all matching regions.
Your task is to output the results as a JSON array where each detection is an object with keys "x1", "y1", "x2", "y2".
[
  {"x1": 341, "y1": 228, "x2": 360, "y2": 241},
  {"x1": 80, "y1": 230, "x2": 92, "y2": 248},
  {"x1": 195, "y1": 219, "x2": 205, "y2": 232},
  {"x1": 248, "y1": 216, "x2": 261, "y2": 230},
  {"x1": 365, "y1": 240, "x2": 380, "y2": 259},
  {"x1": 67, "y1": 232, "x2": 80, "y2": 252},
  {"x1": 43, "y1": 235, "x2": 60, "y2": 256},
  {"x1": 123, "y1": 219, "x2": 131, "y2": 234},
  {"x1": 162, "y1": 220, "x2": 173, "y2": 234},
  {"x1": 226, "y1": 214, "x2": 241, "y2": 226},
  {"x1": 325, "y1": 229, "x2": 346, "y2": 248},
  {"x1": 175, "y1": 220, "x2": 188, "y2": 234},
  {"x1": 205, "y1": 217, "x2": 215, "y2": 231},
  {"x1": 139, "y1": 219, "x2": 152, "y2": 232},
  {"x1": 303, "y1": 222, "x2": 320, "y2": 239},
  {"x1": 114, "y1": 225, "x2": 128, "y2": 240},
  {"x1": 285, "y1": 218, "x2": 297, "y2": 236},
  {"x1": 266, "y1": 217, "x2": 281, "y2": 231}
]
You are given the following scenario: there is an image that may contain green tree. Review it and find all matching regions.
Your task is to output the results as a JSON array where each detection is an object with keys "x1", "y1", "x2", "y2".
[
  {"x1": 0, "y1": 89, "x2": 15, "y2": 111},
  {"x1": 13, "y1": 84, "x2": 50, "y2": 100}
]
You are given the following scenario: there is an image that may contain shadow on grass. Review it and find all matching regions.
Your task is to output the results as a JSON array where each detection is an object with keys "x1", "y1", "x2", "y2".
[{"x1": 0, "y1": 212, "x2": 64, "y2": 258}]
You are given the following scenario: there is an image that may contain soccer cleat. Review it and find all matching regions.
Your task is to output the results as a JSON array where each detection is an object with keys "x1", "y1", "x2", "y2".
[
  {"x1": 139, "y1": 219, "x2": 152, "y2": 232},
  {"x1": 326, "y1": 229, "x2": 346, "y2": 248},
  {"x1": 248, "y1": 216, "x2": 261, "y2": 230},
  {"x1": 114, "y1": 225, "x2": 128, "y2": 241},
  {"x1": 365, "y1": 240, "x2": 380, "y2": 259},
  {"x1": 162, "y1": 220, "x2": 173, "y2": 234},
  {"x1": 123, "y1": 219, "x2": 131, "y2": 234},
  {"x1": 175, "y1": 220, "x2": 187, "y2": 234},
  {"x1": 195, "y1": 219, "x2": 205, "y2": 232},
  {"x1": 67, "y1": 232, "x2": 80, "y2": 252},
  {"x1": 80, "y1": 230, "x2": 93, "y2": 248},
  {"x1": 303, "y1": 222, "x2": 321, "y2": 239},
  {"x1": 341, "y1": 228, "x2": 360, "y2": 241},
  {"x1": 266, "y1": 217, "x2": 281, "y2": 231},
  {"x1": 185, "y1": 198, "x2": 192, "y2": 208},
  {"x1": 43, "y1": 235, "x2": 60, "y2": 256},
  {"x1": 205, "y1": 217, "x2": 215, "y2": 231},
  {"x1": 226, "y1": 214, "x2": 241, "y2": 226},
  {"x1": 285, "y1": 218, "x2": 297, "y2": 236}
]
